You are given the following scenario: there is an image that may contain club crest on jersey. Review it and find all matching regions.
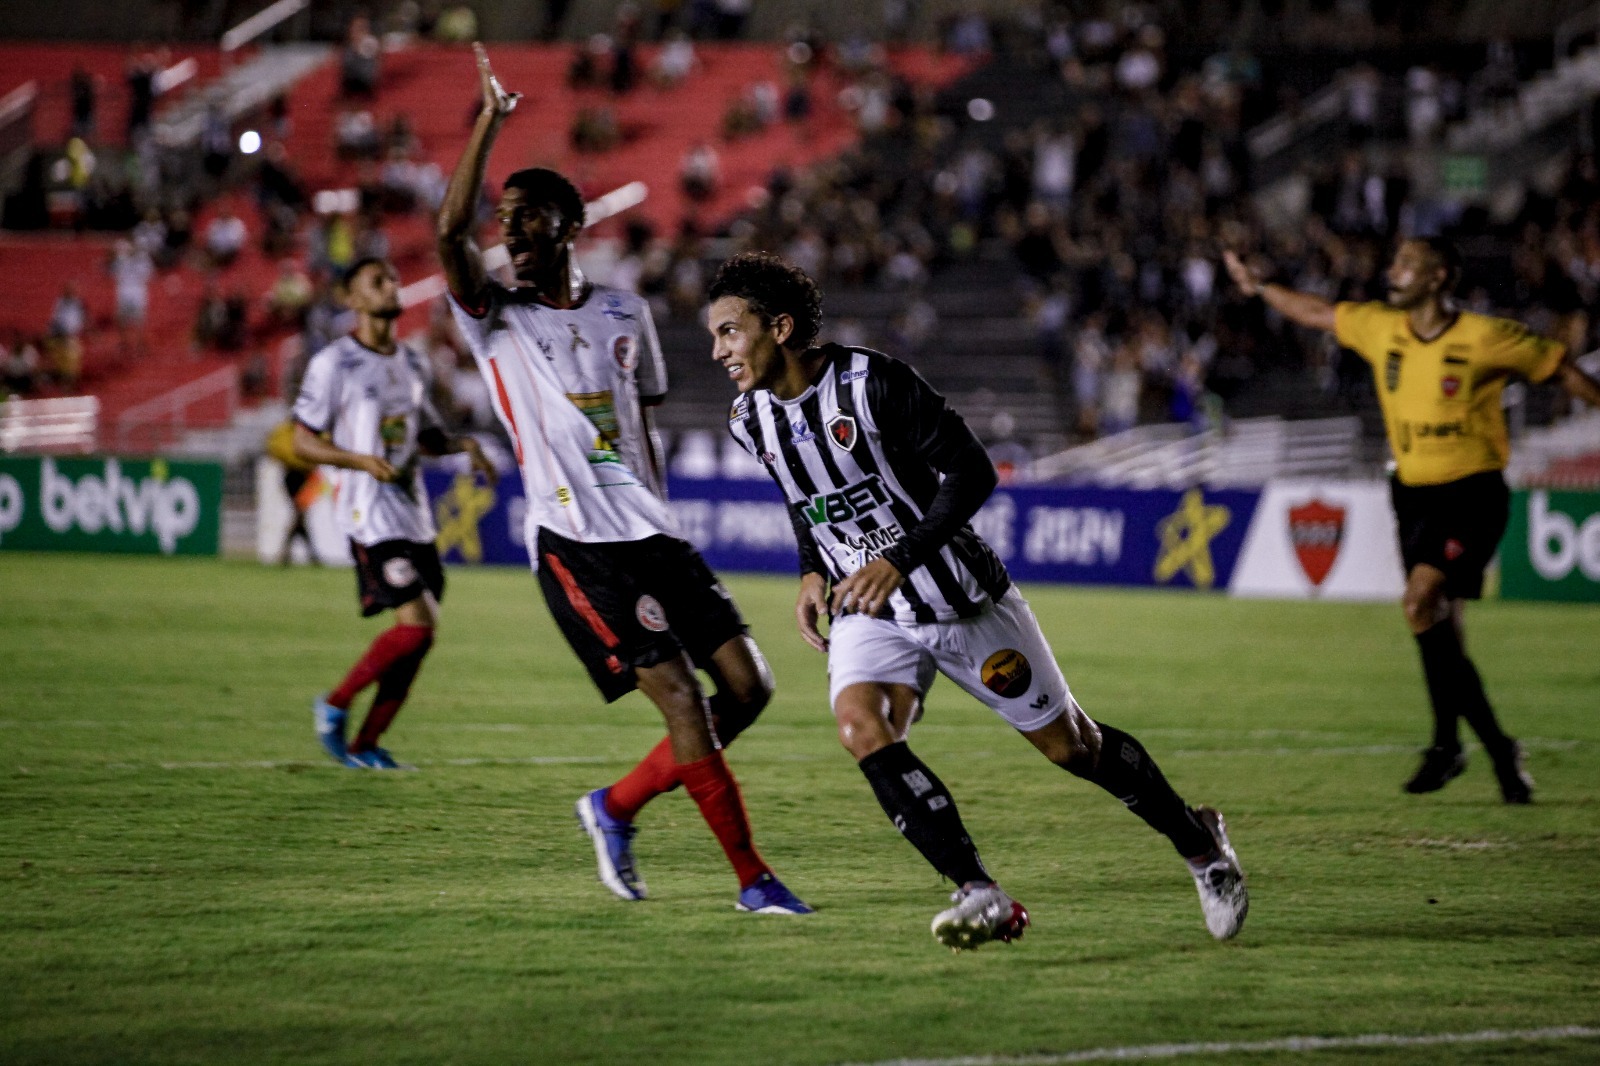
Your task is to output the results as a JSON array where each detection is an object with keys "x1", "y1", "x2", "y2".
[
  {"x1": 1441, "y1": 374, "x2": 1462, "y2": 398},
  {"x1": 635, "y1": 594, "x2": 669, "y2": 632},
  {"x1": 790, "y1": 416, "x2": 815, "y2": 444},
  {"x1": 826, "y1": 414, "x2": 857, "y2": 452},
  {"x1": 612, "y1": 334, "x2": 638, "y2": 371},
  {"x1": 1384, "y1": 350, "x2": 1402, "y2": 392},
  {"x1": 980, "y1": 649, "x2": 1033, "y2": 699}
]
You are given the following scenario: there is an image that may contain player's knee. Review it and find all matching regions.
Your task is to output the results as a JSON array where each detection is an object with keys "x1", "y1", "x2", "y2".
[
  {"x1": 1053, "y1": 707, "x2": 1101, "y2": 776},
  {"x1": 1402, "y1": 593, "x2": 1440, "y2": 632},
  {"x1": 834, "y1": 705, "x2": 888, "y2": 761}
]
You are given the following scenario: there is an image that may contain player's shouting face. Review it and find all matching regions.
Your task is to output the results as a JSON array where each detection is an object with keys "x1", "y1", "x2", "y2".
[
  {"x1": 708, "y1": 295, "x2": 792, "y2": 394},
  {"x1": 1385, "y1": 239, "x2": 1448, "y2": 311},
  {"x1": 497, "y1": 188, "x2": 573, "y2": 283}
]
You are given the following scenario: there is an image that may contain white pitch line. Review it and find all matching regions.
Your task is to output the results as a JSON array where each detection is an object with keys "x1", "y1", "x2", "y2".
[
  {"x1": 95, "y1": 754, "x2": 616, "y2": 771},
  {"x1": 835, "y1": 1025, "x2": 1600, "y2": 1066}
]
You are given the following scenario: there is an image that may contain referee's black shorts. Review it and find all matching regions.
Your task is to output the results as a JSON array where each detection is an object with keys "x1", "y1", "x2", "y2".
[
  {"x1": 535, "y1": 529, "x2": 748, "y2": 702},
  {"x1": 1389, "y1": 470, "x2": 1509, "y2": 600}
]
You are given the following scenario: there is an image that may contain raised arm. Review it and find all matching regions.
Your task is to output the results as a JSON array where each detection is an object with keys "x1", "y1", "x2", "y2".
[
  {"x1": 1553, "y1": 355, "x2": 1600, "y2": 409},
  {"x1": 437, "y1": 43, "x2": 521, "y2": 312},
  {"x1": 1223, "y1": 249, "x2": 1338, "y2": 334}
]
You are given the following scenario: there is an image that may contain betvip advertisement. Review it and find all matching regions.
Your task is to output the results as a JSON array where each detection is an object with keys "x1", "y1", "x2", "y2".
[
  {"x1": 1229, "y1": 479, "x2": 1405, "y2": 601},
  {"x1": 0, "y1": 455, "x2": 221, "y2": 556},
  {"x1": 1499, "y1": 490, "x2": 1600, "y2": 602}
]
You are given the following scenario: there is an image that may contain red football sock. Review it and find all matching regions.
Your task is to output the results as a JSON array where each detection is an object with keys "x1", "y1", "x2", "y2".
[
  {"x1": 678, "y1": 751, "x2": 770, "y2": 889},
  {"x1": 351, "y1": 629, "x2": 434, "y2": 753},
  {"x1": 605, "y1": 737, "x2": 681, "y2": 822},
  {"x1": 329, "y1": 624, "x2": 433, "y2": 710}
]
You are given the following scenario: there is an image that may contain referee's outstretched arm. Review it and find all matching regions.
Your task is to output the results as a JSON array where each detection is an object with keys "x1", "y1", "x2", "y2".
[{"x1": 1221, "y1": 249, "x2": 1335, "y2": 333}]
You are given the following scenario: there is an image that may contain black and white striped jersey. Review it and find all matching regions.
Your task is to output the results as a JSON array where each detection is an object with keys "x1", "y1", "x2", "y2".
[{"x1": 727, "y1": 344, "x2": 1010, "y2": 624}]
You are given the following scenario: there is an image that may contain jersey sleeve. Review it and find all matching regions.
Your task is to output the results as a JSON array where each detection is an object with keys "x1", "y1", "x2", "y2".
[
  {"x1": 635, "y1": 300, "x2": 668, "y2": 403},
  {"x1": 291, "y1": 349, "x2": 336, "y2": 433},
  {"x1": 1485, "y1": 316, "x2": 1566, "y2": 383},
  {"x1": 448, "y1": 280, "x2": 503, "y2": 347},
  {"x1": 866, "y1": 356, "x2": 981, "y2": 469},
  {"x1": 1332, "y1": 301, "x2": 1390, "y2": 364}
]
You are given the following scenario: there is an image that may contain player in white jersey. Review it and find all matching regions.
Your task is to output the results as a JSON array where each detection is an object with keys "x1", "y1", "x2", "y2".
[
  {"x1": 434, "y1": 45, "x2": 809, "y2": 914},
  {"x1": 292, "y1": 257, "x2": 495, "y2": 770},
  {"x1": 709, "y1": 252, "x2": 1249, "y2": 948}
]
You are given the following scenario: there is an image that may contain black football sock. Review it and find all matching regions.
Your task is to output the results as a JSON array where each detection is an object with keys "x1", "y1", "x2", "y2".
[
  {"x1": 858, "y1": 742, "x2": 990, "y2": 886},
  {"x1": 1414, "y1": 622, "x2": 1464, "y2": 751},
  {"x1": 1081, "y1": 723, "x2": 1213, "y2": 859},
  {"x1": 1415, "y1": 621, "x2": 1509, "y2": 754}
]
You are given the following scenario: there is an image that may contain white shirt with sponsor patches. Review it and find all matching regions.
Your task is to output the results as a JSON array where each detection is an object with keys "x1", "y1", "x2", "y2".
[
  {"x1": 292, "y1": 335, "x2": 441, "y2": 546},
  {"x1": 450, "y1": 281, "x2": 672, "y2": 550}
]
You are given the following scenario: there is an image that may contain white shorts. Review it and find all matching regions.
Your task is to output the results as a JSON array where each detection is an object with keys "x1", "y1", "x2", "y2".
[{"x1": 827, "y1": 587, "x2": 1074, "y2": 733}]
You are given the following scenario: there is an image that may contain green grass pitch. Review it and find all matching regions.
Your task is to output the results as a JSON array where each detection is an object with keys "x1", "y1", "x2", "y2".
[{"x1": 2, "y1": 552, "x2": 1598, "y2": 1065}]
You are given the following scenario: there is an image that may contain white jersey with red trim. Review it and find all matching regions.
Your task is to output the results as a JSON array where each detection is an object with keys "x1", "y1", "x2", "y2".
[
  {"x1": 450, "y1": 280, "x2": 673, "y2": 549},
  {"x1": 292, "y1": 334, "x2": 440, "y2": 546}
]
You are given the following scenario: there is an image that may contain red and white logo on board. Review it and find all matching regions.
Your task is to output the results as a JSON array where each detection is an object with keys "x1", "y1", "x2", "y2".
[{"x1": 1287, "y1": 499, "x2": 1346, "y2": 587}]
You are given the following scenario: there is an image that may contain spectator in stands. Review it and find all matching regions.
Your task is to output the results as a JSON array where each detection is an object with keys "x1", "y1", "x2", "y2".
[
  {"x1": 1, "y1": 334, "x2": 41, "y2": 397},
  {"x1": 265, "y1": 259, "x2": 315, "y2": 328},
  {"x1": 336, "y1": 108, "x2": 383, "y2": 160},
  {"x1": 71, "y1": 68, "x2": 96, "y2": 142},
  {"x1": 651, "y1": 31, "x2": 697, "y2": 88},
  {"x1": 436, "y1": 4, "x2": 479, "y2": 42},
  {"x1": 47, "y1": 283, "x2": 87, "y2": 392},
  {"x1": 109, "y1": 239, "x2": 153, "y2": 357},
  {"x1": 200, "y1": 105, "x2": 233, "y2": 187},
  {"x1": 125, "y1": 50, "x2": 160, "y2": 142},
  {"x1": 680, "y1": 142, "x2": 721, "y2": 202},
  {"x1": 194, "y1": 278, "x2": 229, "y2": 350},
  {"x1": 205, "y1": 206, "x2": 248, "y2": 268},
  {"x1": 711, "y1": 0, "x2": 751, "y2": 39},
  {"x1": 612, "y1": 3, "x2": 642, "y2": 93},
  {"x1": 1072, "y1": 312, "x2": 1110, "y2": 438},
  {"x1": 341, "y1": 14, "x2": 382, "y2": 98}
]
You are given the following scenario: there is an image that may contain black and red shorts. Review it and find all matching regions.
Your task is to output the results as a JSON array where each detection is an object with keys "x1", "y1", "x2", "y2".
[
  {"x1": 535, "y1": 529, "x2": 747, "y2": 702},
  {"x1": 1389, "y1": 470, "x2": 1508, "y2": 601},
  {"x1": 352, "y1": 538, "x2": 445, "y2": 617}
]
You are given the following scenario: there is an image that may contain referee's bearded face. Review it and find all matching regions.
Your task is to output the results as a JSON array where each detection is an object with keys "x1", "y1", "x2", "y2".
[
  {"x1": 709, "y1": 296, "x2": 789, "y2": 394},
  {"x1": 1385, "y1": 241, "x2": 1444, "y2": 310}
]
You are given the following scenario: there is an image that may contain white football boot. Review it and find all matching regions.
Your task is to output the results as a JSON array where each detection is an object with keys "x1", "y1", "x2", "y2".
[
  {"x1": 1187, "y1": 806, "x2": 1248, "y2": 940},
  {"x1": 930, "y1": 882, "x2": 1030, "y2": 951}
]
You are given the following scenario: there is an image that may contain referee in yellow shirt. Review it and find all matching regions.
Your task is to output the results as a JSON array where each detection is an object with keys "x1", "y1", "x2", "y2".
[{"x1": 1224, "y1": 237, "x2": 1600, "y2": 802}]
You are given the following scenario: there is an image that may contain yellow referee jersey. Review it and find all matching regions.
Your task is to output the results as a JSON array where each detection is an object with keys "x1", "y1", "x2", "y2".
[{"x1": 1333, "y1": 302, "x2": 1565, "y2": 486}]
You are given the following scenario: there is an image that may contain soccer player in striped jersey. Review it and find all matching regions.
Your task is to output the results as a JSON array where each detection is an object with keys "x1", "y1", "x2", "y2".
[
  {"x1": 293, "y1": 257, "x2": 497, "y2": 770},
  {"x1": 709, "y1": 252, "x2": 1247, "y2": 948},
  {"x1": 435, "y1": 45, "x2": 809, "y2": 914}
]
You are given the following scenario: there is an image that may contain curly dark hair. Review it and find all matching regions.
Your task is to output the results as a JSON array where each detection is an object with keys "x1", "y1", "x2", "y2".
[
  {"x1": 502, "y1": 167, "x2": 586, "y2": 231},
  {"x1": 1413, "y1": 235, "x2": 1463, "y2": 291},
  {"x1": 708, "y1": 252, "x2": 824, "y2": 351}
]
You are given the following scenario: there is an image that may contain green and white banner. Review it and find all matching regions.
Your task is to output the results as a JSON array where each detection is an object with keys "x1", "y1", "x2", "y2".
[
  {"x1": 0, "y1": 456, "x2": 221, "y2": 556},
  {"x1": 1500, "y1": 490, "x2": 1600, "y2": 602}
]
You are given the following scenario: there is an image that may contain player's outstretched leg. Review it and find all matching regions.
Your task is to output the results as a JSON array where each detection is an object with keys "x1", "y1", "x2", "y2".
[
  {"x1": 579, "y1": 636, "x2": 774, "y2": 899},
  {"x1": 1028, "y1": 709, "x2": 1246, "y2": 940},
  {"x1": 1411, "y1": 608, "x2": 1531, "y2": 803},
  {"x1": 319, "y1": 622, "x2": 434, "y2": 768},
  {"x1": 346, "y1": 626, "x2": 433, "y2": 771},
  {"x1": 313, "y1": 694, "x2": 354, "y2": 766},
  {"x1": 636, "y1": 656, "x2": 811, "y2": 914}
]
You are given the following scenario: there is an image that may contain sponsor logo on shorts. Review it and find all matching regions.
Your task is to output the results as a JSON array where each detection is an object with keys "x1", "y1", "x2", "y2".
[
  {"x1": 383, "y1": 556, "x2": 418, "y2": 588},
  {"x1": 827, "y1": 413, "x2": 857, "y2": 452},
  {"x1": 1444, "y1": 537, "x2": 1466, "y2": 561},
  {"x1": 635, "y1": 594, "x2": 669, "y2": 632},
  {"x1": 1288, "y1": 498, "x2": 1346, "y2": 587},
  {"x1": 980, "y1": 648, "x2": 1033, "y2": 699}
]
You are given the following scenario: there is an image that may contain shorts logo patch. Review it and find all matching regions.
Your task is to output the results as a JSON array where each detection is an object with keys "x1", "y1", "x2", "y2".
[
  {"x1": 612, "y1": 335, "x2": 638, "y2": 371},
  {"x1": 980, "y1": 649, "x2": 1033, "y2": 699},
  {"x1": 382, "y1": 557, "x2": 418, "y2": 588},
  {"x1": 827, "y1": 414, "x2": 857, "y2": 452},
  {"x1": 1443, "y1": 538, "x2": 1466, "y2": 561},
  {"x1": 635, "y1": 594, "x2": 669, "y2": 632}
]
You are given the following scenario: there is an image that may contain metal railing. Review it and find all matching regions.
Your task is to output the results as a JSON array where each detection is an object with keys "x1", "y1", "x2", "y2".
[{"x1": 115, "y1": 365, "x2": 239, "y2": 453}]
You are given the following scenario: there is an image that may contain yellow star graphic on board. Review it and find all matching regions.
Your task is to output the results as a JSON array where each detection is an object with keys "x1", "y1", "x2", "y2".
[
  {"x1": 1154, "y1": 488, "x2": 1231, "y2": 589},
  {"x1": 434, "y1": 473, "x2": 497, "y2": 564}
]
